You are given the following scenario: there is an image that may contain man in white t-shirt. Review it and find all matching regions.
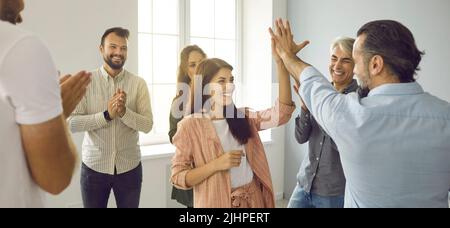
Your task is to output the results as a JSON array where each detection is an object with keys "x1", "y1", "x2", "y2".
[{"x1": 0, "y1": 0, "x2": 91, "y2": 207}]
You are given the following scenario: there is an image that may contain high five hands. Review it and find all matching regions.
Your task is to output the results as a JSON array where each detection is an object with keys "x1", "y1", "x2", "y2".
[
  {"x1": 269, "y1": 18, "x2": 311, "y2": 81},
  {"x1": 269, "y1": 18, "x2": 310, "y2": 60}
]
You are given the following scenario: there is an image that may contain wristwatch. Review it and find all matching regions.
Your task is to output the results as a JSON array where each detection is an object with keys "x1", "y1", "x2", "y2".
[{"x1": 104, "y1": 110, "x2": 112, "y2": 122}]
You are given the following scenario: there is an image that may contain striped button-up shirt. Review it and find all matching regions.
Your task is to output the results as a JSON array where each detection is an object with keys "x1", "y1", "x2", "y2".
[{"x1": 68, "y1": 67, "x2": 153, "y2": 175}]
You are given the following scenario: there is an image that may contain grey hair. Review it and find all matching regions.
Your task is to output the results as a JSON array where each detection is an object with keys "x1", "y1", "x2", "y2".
[{"x1": 330, "y1": 37, "x2": 355, "y2": 56}]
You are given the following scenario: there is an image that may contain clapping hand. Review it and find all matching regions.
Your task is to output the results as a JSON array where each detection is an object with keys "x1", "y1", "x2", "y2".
[
  {"x1": 60, "y1": 71, "x2": 91, "y2": 118},
  {"x1": 107, "y1": 89, "x2": 127, "y2": 119},
  {"x1": 116, "y1": 89, "x2": 127, "y2": 118}
]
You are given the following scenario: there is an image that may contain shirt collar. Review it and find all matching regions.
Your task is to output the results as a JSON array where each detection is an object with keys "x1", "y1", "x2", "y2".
[
  {"x1": 332, "y1": 79, "x2": 359, "y2": 94},
  {"x1": 342, "y1": 79, "x2": 359, "y2": 94},
  {"x1": 100, "y1": 66, "x2": 125, "y2": 82},
  {"x1": 368, "y1": 82, "x2": 424, "y2": 97}
]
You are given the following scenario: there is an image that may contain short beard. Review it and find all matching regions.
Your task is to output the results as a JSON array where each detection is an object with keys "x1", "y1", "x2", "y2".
[
  {"x1": 357, "y1": 68, "x2": 372, "y2": 98},
  {"x1": 103, "y1": 56, "x2": 125, "y2": 70}
]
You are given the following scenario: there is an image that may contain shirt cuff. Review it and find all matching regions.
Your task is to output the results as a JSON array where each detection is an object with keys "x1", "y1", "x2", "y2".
[
  {"x1": 277, "y1": 98, "x2": 296, "y2": 114},
  {"x1": 172, "y1": 170, "x2": 192, "y2": 190},
  {"x1": 120, "y1": 106, "x2": 130, "y2": 119},
  {"x1": 95, "y1": 111, "x2": 108, "y2": 127},
  {"x1": 120, "y1": 107, "x2": 136, "y2": 127}
]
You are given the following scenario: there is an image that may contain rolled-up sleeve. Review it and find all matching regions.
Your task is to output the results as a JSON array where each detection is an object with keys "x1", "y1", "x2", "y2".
[
  {"x1": 171, "y1": 120, "x2": 194, "y2": 190},
  {"x1": 295, "y1": 110, "x2": 312, "y2": 144},
  {"x1": 249, "y1": 99, "x2": 296, "y2": 131}
]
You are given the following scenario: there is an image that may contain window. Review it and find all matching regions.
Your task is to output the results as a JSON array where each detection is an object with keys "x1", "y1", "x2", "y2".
[
  {"x1": 138, "y1": 0, "x2": 241, "y2": 146},
  {"x1": 189, "y1": 0, "x2": 237, "y2": 68}
]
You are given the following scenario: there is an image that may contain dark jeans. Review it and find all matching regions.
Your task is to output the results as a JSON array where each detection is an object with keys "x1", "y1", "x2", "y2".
[{"x1": 81, "y1": 163, "x2": 142, "y2": 208}]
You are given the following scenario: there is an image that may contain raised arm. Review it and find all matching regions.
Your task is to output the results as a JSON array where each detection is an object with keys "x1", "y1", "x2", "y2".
[
  {"x1": 269, "y1": 18, "x2": 311, "y2": 82},
  {"x1": 246, "y1": 37, "x2": 297, "y2": 131},
  {"x1": 272, "y1": 37, "x2": 293, "y2": 105},
  {"x1": 292, "y1": 81, "x2": 312, "y2": 143},
  {"x1": 270, "y1": 18, "x2": 348, "y2": 139}
]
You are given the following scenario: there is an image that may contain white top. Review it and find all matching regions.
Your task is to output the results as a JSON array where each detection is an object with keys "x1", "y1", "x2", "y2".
[
  {"x1": 0, "y1": 22, "x2": 63, "y2": 207},
  {"x1": 212, "y1": 119, "x2": 254, "y2": 189},
  {"x1": 68, "y1": 67, "x2": 153, "y2": 175}
]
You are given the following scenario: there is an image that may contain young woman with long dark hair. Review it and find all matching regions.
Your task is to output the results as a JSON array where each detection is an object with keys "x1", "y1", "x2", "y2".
[{"x1": 171, "y1": 41, "x2": 296, "y2": 208}]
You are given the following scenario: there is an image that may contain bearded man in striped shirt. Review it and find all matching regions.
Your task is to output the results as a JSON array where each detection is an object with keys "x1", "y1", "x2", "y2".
[{"x1": 69, "y1": 27, "x2": 153, "y2": 208}]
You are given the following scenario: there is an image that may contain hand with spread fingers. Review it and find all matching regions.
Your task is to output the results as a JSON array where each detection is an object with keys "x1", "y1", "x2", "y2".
[
  {"x1": 60, "y1": 71, "x2": 92, "y2": 118},
  {"x1": 269, "y1": 18, "x2": 311, "y2": 82},
  {"x1": 269, "y1": 18, "x2": 310, "y2": 61}
]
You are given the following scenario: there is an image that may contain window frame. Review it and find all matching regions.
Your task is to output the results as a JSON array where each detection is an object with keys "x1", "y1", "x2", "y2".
[{"x1": 138, "y1": 0, "x2": 243, "y2": 146}]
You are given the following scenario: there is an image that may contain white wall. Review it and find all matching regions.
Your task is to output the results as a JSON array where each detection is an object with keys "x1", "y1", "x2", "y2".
[
  {"x1": 284, "y1": 0, "x2": 450, "y2": 198},
  {"x1": 242, "y1": 0, "x2": 289, "y2": 202},
  {"x1": 21, "y1": 0, "x2": 138, "y2": 73},
  {"x1": 18, "y1": 0, "x2": 288, "y2": 207}
]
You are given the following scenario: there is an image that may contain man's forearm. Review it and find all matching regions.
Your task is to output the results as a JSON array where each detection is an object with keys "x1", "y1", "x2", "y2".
[
  {"x1": 21, "y1": 115, "x2": 77, "y2": 195},
  {"x1": 282, "y1": 55, "x2": 311, "y2": 83},
  {"x1": 120, "y1": 107, "x2": 153, "y2": 133},
  {"x1": 67, "y1": 112, "x2": 109, "y2": 133}
]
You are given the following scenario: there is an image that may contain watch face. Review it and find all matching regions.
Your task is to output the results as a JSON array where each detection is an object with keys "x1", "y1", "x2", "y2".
[{"x1": 104, "y1": 110, "x2": 112, "y2": 121}]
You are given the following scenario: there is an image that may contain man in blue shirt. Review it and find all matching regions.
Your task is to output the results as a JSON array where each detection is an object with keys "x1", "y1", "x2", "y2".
[{"x1": 270, "y1": 19, "x2": 450, "y2": 208}]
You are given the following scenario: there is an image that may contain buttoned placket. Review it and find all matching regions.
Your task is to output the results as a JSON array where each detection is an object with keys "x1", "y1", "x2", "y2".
[
  {"x1": 312, "y1": 135, "x2": 326, "y2": 179},
  {"x1": 109, "y1": 76, "x2": 117, "y2": 174}
]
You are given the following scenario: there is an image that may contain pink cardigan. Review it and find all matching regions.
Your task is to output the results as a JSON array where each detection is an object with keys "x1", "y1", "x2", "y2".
[{"x1": 171, "y1": 99, "x2": 295, "y2": 208}]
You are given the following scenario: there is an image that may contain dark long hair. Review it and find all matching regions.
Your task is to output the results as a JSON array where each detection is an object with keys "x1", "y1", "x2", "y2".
[{"x1": 190, "y1": 58, "x2": 252, "y2": 145}]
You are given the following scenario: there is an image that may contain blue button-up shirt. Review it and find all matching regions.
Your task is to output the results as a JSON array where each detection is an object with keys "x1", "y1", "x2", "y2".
[{"x1": 299, "y1": 66, "x2": 450, "y2": 208}]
